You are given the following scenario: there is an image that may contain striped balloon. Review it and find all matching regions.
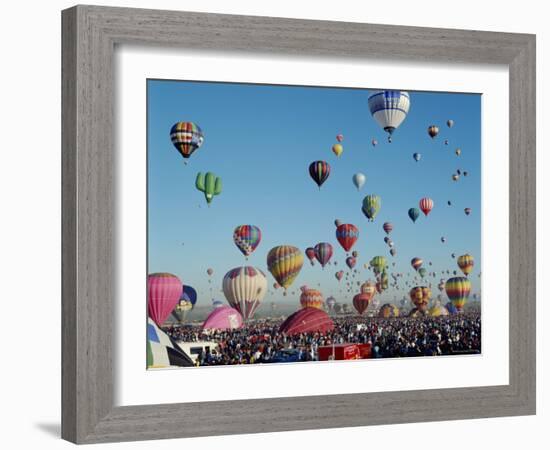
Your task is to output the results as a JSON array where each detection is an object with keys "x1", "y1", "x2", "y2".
[
  {"x1": 267, "y1": 246, "x2": 304, "y2": 289},
  {"x1": 233, "y1": 225, "x2": 262, "y2": 257},
  {"x1": 305, "y1": 247, "x2": 316, "y2": 265},
  {"x1": 370, "y1": 256, "x2": 387, "y2": 274},
  {"x1": 362, "y1": 194, "x2": 382, "y2": 221},
  {"x1": 170, "y1": 122, "x2": 204, "y2": 159},
  {"x1": 353, "y1": 292, "x2": 372, "y2": 315},
  {"x1": 383, "y1": 222, "x2": 393, "y2": 234},
  {"x1": 300, "y1": 286, "x2": 324, "y2": 310},
  {"x1": 314, "y1": 242, "x2": 333, "y2": 268},
  {"x1": 222, "y1": 266, "x2": 267, "y2": 320},
  {"x1": 419, "y1": 197, "x2": 434, "y2": 216},
  {"x1": 457, "y1": 254, "x2": 475, "y2": 275},
  {"x1": 147, "y1": 273, "x2": 183, "y2": 326},
  {"x1": 367, "y1": 91, "x2": 410, "y2": 142},
  {"x1": 445, "y1": 276, "x2": 471, "y2": 311},
  {"x1": 335, "y1": 223, "x2": 359, "y2": 252},
  {"x1": 309, "y1": 160, "x2": 331, "y2": 188}
]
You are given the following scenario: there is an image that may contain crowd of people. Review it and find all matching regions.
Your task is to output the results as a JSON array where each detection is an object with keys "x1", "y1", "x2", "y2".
[{"x1": 164, "y1": 311, "x2": 481, "y2": 366}]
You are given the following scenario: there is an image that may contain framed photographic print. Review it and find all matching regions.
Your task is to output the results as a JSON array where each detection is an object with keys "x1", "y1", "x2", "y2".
[{"x1": 62, "y1": 5, "x2": 535, "y2": 444}]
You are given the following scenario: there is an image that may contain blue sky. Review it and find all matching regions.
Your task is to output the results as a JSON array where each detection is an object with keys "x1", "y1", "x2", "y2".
[{"x1": 147, "y1": 79, "x2": 481, "y2": 307}]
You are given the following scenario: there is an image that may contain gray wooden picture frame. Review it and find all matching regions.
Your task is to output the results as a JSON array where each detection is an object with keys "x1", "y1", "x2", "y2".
[{"x1": 62, "y1": 5, "x2": 536, "y2": 444}]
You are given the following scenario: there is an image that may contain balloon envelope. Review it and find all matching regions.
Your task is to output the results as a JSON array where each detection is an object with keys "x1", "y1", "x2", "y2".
[
  {"x1": 202, "y1": 306, "x2": 243, "y2": 330},
  {"x1": 279, "y1": 308, "x2": 334, "y2": 335},
  {"x1": 352, "y1": 173, "x2": 366, "y2": 190},
  {"x1": 148, "y1": 273, "x2": 183, "y2": 326}
]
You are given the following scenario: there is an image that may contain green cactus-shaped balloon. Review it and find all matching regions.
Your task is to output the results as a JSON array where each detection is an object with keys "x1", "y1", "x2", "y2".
[{"x1": 195, "y1": 172, "x2": 222, "y2": 205}]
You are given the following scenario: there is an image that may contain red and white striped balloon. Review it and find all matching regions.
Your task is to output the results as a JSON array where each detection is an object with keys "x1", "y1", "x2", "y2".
[{"x1": 419, "y1": 197, "x2": 434, "y2": 216}]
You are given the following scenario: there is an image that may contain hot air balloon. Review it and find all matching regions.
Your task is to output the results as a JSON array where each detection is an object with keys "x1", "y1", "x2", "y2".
[
  {"x1": 267, "y1": 246, "x2": 304, "y2": 289},
  {"x1": 447, "y1": 119, "x2": 454, "y2": 128},
  {"x1": 444, "y1": 139, "x2": 449, "y2": 145},
  {"x1": 309, "y1": 161, "x2": 331, "y2": 189},
  {"x1": 383, "y1": 222, "x2": 393, "y2": 234},
  {"x1": 429, "y1": 304, "x2": 449, "y2": 317},
  {"x1": 379, "y1": 303, "x2": 400, "y2": 318},
  {"x1": 371, "y1": 139, "x2": 378, "y2": 147},
  {"x1": 428, "y1": 125, "x2": 439, "y2": 139},
  {"x1": 334, "y1": 219, "x2": 342, "y2": 227},
  {"x1": 196, "y1": 172, "x2": 222, "y2": 205},
  {"x1": 367, "y1": 90, "x2": 410, "y2": 143},
  {"x1": 352, "y1": 172, "x2": 366, "y2": 190},
  {"x1": 413, "y1": 152, "x2": 421, "y2": 162},
  {"x1": 447, "y1": 200, "x2": 452, "y2": 206},
  {"x1": 332, "y1": 144, "x2": 343, "y2": 157},
  {"x1": 445, "y1": 276, "x2": 471, "y2": 311},
  {"x1": 464, "y1": 207, "x2": 472, "y2": 216},
  {"x1": 305, "y1": 247, "x2": 316, "y2": 265},
  {"x1": 300, "y1": 286, "x2": 324, "y2": 310},
  {"x1": 441, "y1": 236, "x2": 446, "y2": 243},
  {"x1": 457, "y1": 254, "x2": 475, "y2": 276},
  {"x1": 411, "y1": 257, "x2": 423, "y2": 271},
  {"x1": 438, "y1": 280, "x2": 446, "y2": 292},
  {"x1": 390, "y1": 248, "x2": 397, "y2": 257},
  {"x1": 409, "y1": 286, "x2": 432, "y2": 312},
  {"x1": 408, "y1": 207, "x2": 420, "y2": 223},
  {"x1": 419, "y1": 197, "x2": 434, "y2": 216},
  {"x1": 362, "y1": 194, "x2": 381, "y2": 221},
  {"x1": 279, "y1": 308, "x2": 334, "y2": 335},
  {"x1": 326, "y1": 296, "x2": 336, "y2": 311},
  {"x1": 222, "y1": 266, "x2": 267, "y2": 320},
  {"x1": 346, "y1": 256, "x2": 357, "y2": 269},
  {"x1": 452, "y1": 174, "x2": 459, "y2": 181},
  {"x1": 418, "y1": 267, "x2": 427, "y2": 278},
  {"x1": 147, "y1": 273, "x2": 183, "y2": 326},
  {"x1": 335, "y1": 223, "x2": 359, "y2": 252},
  {"x1": 233, "y1": 225, "x2": 261, "y2": 257},
  {"x1": 445, "y1": 302, "x2": 459, "y2": 315},
  {"x1": 314, "y1": 242, "x2": 333, "y2": 268},
  {"x1": 170, "y1": 122, "x2": 204, "y2": 159},
  {"x1": 206, "y1": 268, "x2": 214, "y2": 277},
  {"x1": 464, "y1": 171, "x2": 468, "y2": 177},
  {"x1": 353, "y1": 291, "x2": 373, "y2": 315},
  {"x1": 352, "y1": 250, "x2": 359, "y2": 258},
  {"x1": 335, "y1": 270, "x2": 344, "y2": 281},
  {"x1": 455, "y1": 148, "x2": 461, "y2": 156},
  {"x1": 202, "y1": 306, "x2": 243, "y2": 330},
  {"x1": 336, "y1": 133, "x2": 344, "y2": 142},
  {"x1": 370, "y1": 256, "x2": 386, "y2": 274}
]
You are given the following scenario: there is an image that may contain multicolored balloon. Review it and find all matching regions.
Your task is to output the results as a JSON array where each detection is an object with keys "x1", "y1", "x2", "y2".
[
  {"x1": 300, "y1": 286, "x2": 324, "y2": 310},
  {"x1": 335, "y1": 270, "x2": 344, "y2": 281},
  {"x1": 314, "y1": 242, "x2": 333, "y2": 268},
  {"x1": 233, "y1": 225, "x2": 261, "y2": 257},
  {"x1": 170, "y1": 122, "x2": 204, "y2": 159},
  {"x1": 464, "y1": 207, "x2": 472, "y2": 216},
  {"x1": 222, "y1": 266, "x2": 267, "y2": 321},
  {"x1": 370, "y1": 256, "x2": 387, "y2": 274},
  {"x1": 457, "y1": 254, "x2": 475, "y2": 276},
  {"x1": 362, "y1": 194, "x2": 381, "y2": 221},
  {"x1": 419, "y1": 197, "x2": 434, "y2": 216},
  {"x1": 336, "y1": 134, "x2": 344, "y2": 142},
  {"x1": 408, "y1": 207, "x2": 420, "y2": 223},
  {"x1": 346, "y1": 256, "x2": 357, "y2": 269},
  {"x1": 267, "y1": 246, "x2": 304, "y2": 289},
  {"x1": 335, "y1": 223, "x2": 359, "y2": 252},
  {"x1": 409, "y1": 286, "x2": 432, "y2": 312},
  {"x1": 309, "y1": 161, "x2": 331, "y2": 189},
  {"x1": 147, "y1": 273, "x2": 183, "y2": 326},
  {"x1": 367, "y1": 91, "x2": 410, "y2": 142},
  {"x1": 445, "y1": 276, "x2": 471, "y2": 311},
  {"x1": 383, "y1": 222, "x2": 393, "y2": 234},
  {"x1": 379, "y1": 303, "x2": 400, "y2": 318}
]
